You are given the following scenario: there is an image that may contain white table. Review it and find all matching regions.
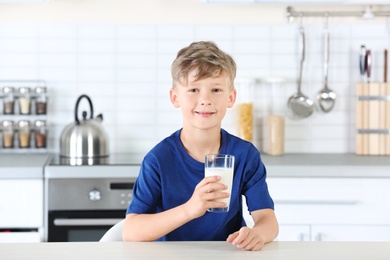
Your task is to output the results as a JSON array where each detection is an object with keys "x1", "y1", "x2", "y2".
[{"x1": 1, "y1": 241, "x2": 390, "y2": 259}]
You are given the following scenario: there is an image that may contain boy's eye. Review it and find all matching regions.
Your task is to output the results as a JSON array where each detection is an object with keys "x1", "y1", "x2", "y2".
[
  {"x1": 188, "y1": 88, "x2": 198, "y2": 93},
  {"x1": 212, "y1": 88, "x2": 223, "y2": 92}
]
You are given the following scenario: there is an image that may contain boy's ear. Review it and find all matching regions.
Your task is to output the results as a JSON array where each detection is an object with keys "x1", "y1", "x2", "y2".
[
  {"x1": 227, "y1": 88, "x2": 237, "y2": 108},
  {"x1": 170, "y1": 88, "x2": 181, "y2": 108}
]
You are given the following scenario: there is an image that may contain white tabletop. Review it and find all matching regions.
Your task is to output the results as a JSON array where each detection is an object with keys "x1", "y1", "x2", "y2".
[{"x1": 1, "y1": 241, "x2": 390, "y2": 260}]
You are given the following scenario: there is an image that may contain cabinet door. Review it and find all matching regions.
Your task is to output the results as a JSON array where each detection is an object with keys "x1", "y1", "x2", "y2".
[
  {"x1": 0, "y1": 232, "x2": 41, "y2": 243},
  {"x1": 267, "y1": 178, "x2": 390, "y2": 225},
  {"x1": 0, "y1": 179, "x2": 43, "y2": 228},
  {"x1": 277, "y1": 225, "x2": 310, "y2": 241},
  {"x1": 312, "y1": 225, "x2": 390, "y2": 242}
]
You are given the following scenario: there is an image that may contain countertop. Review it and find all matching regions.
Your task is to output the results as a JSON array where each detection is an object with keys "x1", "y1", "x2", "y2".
[
  {"x1": 262, "y1": 153, "x2": 390, "y2": 178},
  {"x1": 1, "y1": 153, "x2": 390, "y2": 179},
  {"x1": 1, "y1": 241, "x2": 390, "y2": 260},
  {"x1": 0, "y1": 153, "x2": 52, "y2": 179}
]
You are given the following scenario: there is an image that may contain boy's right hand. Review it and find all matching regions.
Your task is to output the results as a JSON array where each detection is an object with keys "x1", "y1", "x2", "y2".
[{"x1": 183, "y1": 176, "x2": 230, "y2": 219}]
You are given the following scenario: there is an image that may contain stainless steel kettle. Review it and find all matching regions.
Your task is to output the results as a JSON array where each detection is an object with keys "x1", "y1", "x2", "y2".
[{"x1": 60, "y1": 94, "x2": 108, "y2": 160}]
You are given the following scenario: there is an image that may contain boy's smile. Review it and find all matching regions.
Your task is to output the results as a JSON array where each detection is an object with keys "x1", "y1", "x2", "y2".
[{"x1": 195, "y1": 111, "x2": 215, "y2": 117}]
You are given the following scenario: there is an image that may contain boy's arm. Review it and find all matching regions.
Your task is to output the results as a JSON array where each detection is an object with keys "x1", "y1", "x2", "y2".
[
  {"x1": 122, "y1": 205, "x2": 192, "y2": 241},
  {"x1": 226, "y1": 208, "x2": 279, "y2": 251},
  {"x1": 251, "y1": 208, "x2": 279, "y2": 242},
  {"x1": 122, "y1": 175, "x2": 228, "y2": 241}
]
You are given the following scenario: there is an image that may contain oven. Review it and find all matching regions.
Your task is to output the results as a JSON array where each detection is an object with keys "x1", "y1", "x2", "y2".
[{"x1": 44, "y1": 154, "x2": 141, "y2": 242}]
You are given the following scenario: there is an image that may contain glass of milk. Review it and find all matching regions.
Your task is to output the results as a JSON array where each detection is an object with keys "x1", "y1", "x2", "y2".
[{"x1": 204, "y1": 154, "x2": 234, "y2": 213}]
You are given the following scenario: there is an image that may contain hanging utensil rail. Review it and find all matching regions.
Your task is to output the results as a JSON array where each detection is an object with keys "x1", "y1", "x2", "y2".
[{"x1": 286, "y1": 6, "x2": 390, "y2": 22}]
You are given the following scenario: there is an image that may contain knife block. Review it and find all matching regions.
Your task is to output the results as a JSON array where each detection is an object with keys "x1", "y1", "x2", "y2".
[{"x1": 356, "y1": 83, "x2": 390, "y2": 155}]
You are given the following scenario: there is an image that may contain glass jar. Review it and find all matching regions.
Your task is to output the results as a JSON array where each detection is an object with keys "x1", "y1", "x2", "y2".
[
  {"x1": 2, "y1": 120, "x2": 15, "y2": 148},
  {"x1": 35, "y1": 87, "x2": 47, "y2": 115},
  {"x1": 34, "y1": 120, "x2": 47, "y2": 148},
  {"x1": 18, "y1": 120, "x2": 31, "y2": 148},
  {"x1": 235, "y1": 79, "x2": 255, "y2": 142},
  {"x1": 18, "y1": 87, "x2": 32, "y2": 115},
  {"x1": 259, "y1": 77, "x2": 288, "y2": 156},
  {"x1": 2, "y1": 87, "x2": 15, "y2": 114}
]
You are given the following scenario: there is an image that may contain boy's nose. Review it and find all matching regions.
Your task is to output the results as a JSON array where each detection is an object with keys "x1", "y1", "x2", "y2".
[
  {"x1": 200, "y1": 99, "x2": 212, "y2": 106},
  {"x1": 200, "y1": 92, "x2": 212, "y2": 105}
]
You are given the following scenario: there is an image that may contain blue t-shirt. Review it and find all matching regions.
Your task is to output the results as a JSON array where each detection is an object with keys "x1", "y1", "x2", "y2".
[{"x1": 126, "y1": 128, "x2": 274, "y2": 241}]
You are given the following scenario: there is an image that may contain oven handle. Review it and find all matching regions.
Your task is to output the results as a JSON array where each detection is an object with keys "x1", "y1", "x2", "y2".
[{"x1": 53, "y1": 218, "x2": 123, "y2": 226}]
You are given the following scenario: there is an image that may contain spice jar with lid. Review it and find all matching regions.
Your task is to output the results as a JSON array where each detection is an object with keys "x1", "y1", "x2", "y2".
[
  {"x1": 18, "y1": 120, "x2": 31, "y2": 148},
  {"x1": 18, "y1": 87, "x2": 32, "y2": 115},
  {"x1": 2, "y1": 87, "x2": 15, "y2": 114},
  {"x1": 235, "y1": 79, "x2": 255, "y2": 143},
  {"x1": 34, "y1": 120, "x2": 47, "y2": 148},
  {"x1": 35, "y1": 87, "x2": 47, "y2": 115},
  {"x1": 2, "y1": 120, "x2": 15, "y2": 148}
]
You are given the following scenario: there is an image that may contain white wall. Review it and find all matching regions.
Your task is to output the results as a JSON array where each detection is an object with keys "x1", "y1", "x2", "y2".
[
  {"x1": 0, "y1": 1, "x2": 389, "y2": 157},
  {"x1": 0, "y1": 0, "x2": 380, "y2": 24}
]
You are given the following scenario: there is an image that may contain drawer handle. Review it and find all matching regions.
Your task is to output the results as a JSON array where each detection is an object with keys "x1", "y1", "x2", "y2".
[
  {"x1": 275, "y1": 200, "x2": 360, "y2": 205},
  {"x1": 53, "y1": 218, "x2": 122, "y2": 226}
]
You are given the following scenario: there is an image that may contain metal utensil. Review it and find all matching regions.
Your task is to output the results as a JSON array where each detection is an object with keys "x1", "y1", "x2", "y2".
[
  {"x1": 287, "y1": 26, "x2": 314, "y2": 118},
  {"x1": 366, "y1": 49, "x2": 372, "y2": 83},
  {"x1": 384, "y1": 49, "x2": 387, "y2": 83},
  {"x1": 316, "y1": 26, "x2": 336, "y2": 113},
  {"x1": 360, "y1": 45, "x2": 367, "y2": 82}
]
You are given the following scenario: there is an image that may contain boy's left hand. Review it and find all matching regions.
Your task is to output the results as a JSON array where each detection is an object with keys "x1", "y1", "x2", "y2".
[{"x1": 226, "y1": 227, "x2": 265, "y2": 251}]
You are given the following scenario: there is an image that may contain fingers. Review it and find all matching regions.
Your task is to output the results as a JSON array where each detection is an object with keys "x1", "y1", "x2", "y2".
[
  {"x1": 204, "y1": 182, "x2": 228, "y2": 194},
  {"x1": 199, "y1": 176, "x2": 228, "y2": 195},
  {"x1": 186, "y1": 176, "x2": 229, "y2": 218},
  {"x1": 198, "y1": 176, "x2": 230, "y2": 210},
  {"x1": 227, "y1": 227, "x2": 265, "y2": 251},
  {"x1": 226, "y1": 231, "x2": 239, "y2": 243},
  {"x1": 199, "y1": 175, "x2": 221, "y2": 188}
]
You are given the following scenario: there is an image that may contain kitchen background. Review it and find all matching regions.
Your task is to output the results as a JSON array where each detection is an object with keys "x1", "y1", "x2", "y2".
[{"x1": 0, "y1": 0, "x2": 390, "y2": 157}]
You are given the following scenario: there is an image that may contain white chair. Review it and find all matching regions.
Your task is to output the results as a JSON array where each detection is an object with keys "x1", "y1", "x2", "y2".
[{"x1": 99, "y1": 219, "x2": 125, "y2": 242}]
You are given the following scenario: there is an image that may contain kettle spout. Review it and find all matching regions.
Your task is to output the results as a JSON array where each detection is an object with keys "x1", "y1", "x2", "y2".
[{"x1": 96, "y1": 114, "x2": 103, "y2": 122}]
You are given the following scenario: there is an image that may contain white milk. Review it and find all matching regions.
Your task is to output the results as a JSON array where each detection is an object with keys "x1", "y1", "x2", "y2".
[{"x1": 204, "y1": 167, "x2": 233, "y2": 205}]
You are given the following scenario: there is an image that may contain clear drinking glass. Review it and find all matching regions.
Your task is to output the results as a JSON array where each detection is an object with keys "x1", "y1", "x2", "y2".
[{"x1": 204, "y1": 154, "x2": 235, "y2": 213}]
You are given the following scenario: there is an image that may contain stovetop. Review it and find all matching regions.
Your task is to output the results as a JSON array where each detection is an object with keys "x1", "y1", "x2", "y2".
[
  {"x1": 45, "y1": 154, "x2": 142, "y2": 179},
  {"x1": 49, "y1": 153, "x2": 144, "y2": 166}
]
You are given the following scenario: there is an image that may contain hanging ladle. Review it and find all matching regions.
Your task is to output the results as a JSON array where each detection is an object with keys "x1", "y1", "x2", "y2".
[
  {"x1": 287, "y1": 26, "x2": 314, "y2": 119},
  {"x1": 316, "y1": 18, "x2": 336, "y2": 113}
]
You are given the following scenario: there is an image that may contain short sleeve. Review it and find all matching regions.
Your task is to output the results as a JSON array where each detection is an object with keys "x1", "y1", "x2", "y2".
[
  {"x1": 242, "y1": 150, "x2": 274, "y2": 212},
  {"x1": 126, "y1": 153, "x2": 162, "y2": 214}
]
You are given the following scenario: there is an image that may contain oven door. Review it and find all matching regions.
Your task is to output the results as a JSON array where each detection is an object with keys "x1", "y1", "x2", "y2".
[{"x1": 48, "y1": 210, "x2": 124, "y2": 242}]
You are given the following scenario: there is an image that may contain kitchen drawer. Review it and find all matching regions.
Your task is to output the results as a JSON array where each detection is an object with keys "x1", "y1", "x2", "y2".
[
  {"x1": 0, "y1": 231, "x2": 41, "y2": 243},
  {"x1": 277, "y1": 224, "x2": 310, "y2": 241},
  {"x1": 267, "y1": 178, "x2": 390, "y2": 225},
  {"x1": 0, "y1": 179, "x2": 43, "y2": 228},
  {"x1": 311, "y1": 225, "x2": 390, "y2": 242}
]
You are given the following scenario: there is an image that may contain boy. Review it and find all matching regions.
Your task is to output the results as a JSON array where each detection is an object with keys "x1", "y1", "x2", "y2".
[{"x1": 123, "y1": 41, "x2": 278, "y2": 251}]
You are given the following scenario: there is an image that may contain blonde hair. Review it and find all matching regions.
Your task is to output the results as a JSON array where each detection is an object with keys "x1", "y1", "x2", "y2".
[{"x1": 171, "y1": 41, "x2": 236, "y2": 88}]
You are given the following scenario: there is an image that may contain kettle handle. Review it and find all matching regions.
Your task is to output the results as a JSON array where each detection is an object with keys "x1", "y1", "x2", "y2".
[{"x1": 75, "y1": 94, "x2": 94, "y2": 124}]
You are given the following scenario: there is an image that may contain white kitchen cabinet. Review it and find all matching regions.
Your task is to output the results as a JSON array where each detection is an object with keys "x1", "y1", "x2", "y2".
[
  {"x1": 311, "y1": 225, "x2": 390, "y2": 242},
  {"x1": 268, "y1": 178, "x2": 390, "y2": 242},
  {"x1": 277, "y1": 225, "x2": 310, "y2": 241},
  {"x1": 0, "y1": 179, "x2": 43, "y2": 243},
  {"x1": 0, "y1": 232, "x2": 41, "y2": 243},
  {"x1": 0, "y1": 180, "x2": 43, "y2": 228}
]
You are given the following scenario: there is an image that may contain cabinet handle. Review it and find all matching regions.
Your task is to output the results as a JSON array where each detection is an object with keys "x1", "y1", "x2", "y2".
[
  {"x1": 315, "y1": 233, "x2": 324, "y2": 241},
  {"x1": 275, "y1": 200, "x2": 360, "y2": 205},
  {"x1": 53, "y1": 218, "x2": 122, "y2": 226},
  {"x1": 299, "y1": 233, "x2": 309, "y2": 241}
]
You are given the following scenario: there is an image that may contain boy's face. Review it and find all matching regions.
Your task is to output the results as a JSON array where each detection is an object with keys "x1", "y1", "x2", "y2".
[{"x1": 170, "y1": 69, "x2": 236, "y2": 131}]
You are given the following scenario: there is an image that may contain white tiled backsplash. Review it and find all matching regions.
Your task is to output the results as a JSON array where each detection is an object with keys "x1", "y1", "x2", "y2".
[{"x1": 0, "y1": 23, "x2": 389, "y2": 156}]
